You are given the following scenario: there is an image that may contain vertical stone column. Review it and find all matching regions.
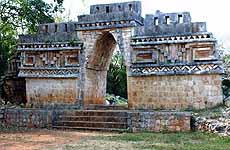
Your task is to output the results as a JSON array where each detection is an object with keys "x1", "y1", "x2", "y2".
[{"x1": 112, "y1": 28, "x2": 134, "y2": 109}]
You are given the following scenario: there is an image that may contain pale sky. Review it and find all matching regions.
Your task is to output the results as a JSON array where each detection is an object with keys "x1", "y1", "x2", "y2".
[{"x1": 49, "y1": 0, "x2": 230, "y2": 50}]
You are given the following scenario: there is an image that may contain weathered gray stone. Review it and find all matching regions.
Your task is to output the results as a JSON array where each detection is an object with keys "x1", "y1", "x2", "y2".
[{"x1": 128, "y1": 111, "x2": 192, "y2": 132}]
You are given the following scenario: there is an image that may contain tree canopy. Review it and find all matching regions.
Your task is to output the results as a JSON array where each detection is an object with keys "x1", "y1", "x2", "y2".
[
  {"x1": 0, "y1": 0, "x2": 64, "y2": 76},
  {"x1": 107, "y1": 51, "x2": 127, "y2": 99}
]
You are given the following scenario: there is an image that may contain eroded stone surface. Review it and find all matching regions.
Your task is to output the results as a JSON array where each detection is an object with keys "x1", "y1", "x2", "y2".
[
  {"x1": 26, "y1": 78, "x2": 79, "y2": 107},
  {"x1": 128, "y1": 74, "x2": 222, "y2": 110}
]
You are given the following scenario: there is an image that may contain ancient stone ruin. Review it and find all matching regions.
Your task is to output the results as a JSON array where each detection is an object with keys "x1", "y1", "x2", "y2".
[
  {"x1": 17, "y1": 1, "x2": 223, "y2": 110},
  {"x1": 0, "y1": 1, "x2": 224, "y2": 132}
]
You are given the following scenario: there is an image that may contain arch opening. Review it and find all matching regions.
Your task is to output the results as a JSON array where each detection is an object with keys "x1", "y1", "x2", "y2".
[
  {"x1": 87, "y1": 32, "x2": 117, "y2": 71},
  {"x1": 84, "y1": 32, "x2": 125, "y2": 106},
  {"x1": 106, "y1": 50, "x2": 127, "y2": 105}
]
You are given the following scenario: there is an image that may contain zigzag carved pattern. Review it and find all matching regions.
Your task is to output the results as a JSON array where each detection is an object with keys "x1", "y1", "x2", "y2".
[
  {"x1": 131, "y1": 64, "x2": 223, "y2": 75},
  {"x1": 18, "y1": 68, "x2": 80, "y2": 77}
]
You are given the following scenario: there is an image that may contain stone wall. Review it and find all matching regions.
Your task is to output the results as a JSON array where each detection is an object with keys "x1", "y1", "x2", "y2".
[
  {"x1": 26, "y1": 78, "x2": 79, "y2": 107},
  {"x1": 4, "y1": 108, "x2": 54, "y2": 128},
  {"x1": 128, "y1": 74, "x2": 222, "y2": 110},
  {"x1": 128, "y1": 111, "x2": 191, "y2": 132},
  {"x1": 2, "y1": 108, "x2": 191, "y2": 132}
]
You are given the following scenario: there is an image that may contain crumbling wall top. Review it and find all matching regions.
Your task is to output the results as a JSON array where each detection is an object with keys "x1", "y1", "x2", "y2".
[
  {"x1": 146, "y1": 10, "x2": 191, "y2": 25},
  {"x1": 90, "y1": 1, "x2": 141, "y2": 15},
  {"x1": 77, "y1": 1, "x2": 143, "y2": 29},
  {"x1": 134, "y1": 10, "x2": 207, "y2": 36},
  {"x1": 38, "y1": 22, "x2": 77, "y2": 34},
  {"x1": 19, "y1": 22, "x2": 79, "y2": 43}
]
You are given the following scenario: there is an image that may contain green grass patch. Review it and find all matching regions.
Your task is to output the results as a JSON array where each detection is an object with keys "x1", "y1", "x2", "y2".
[{"x1": 90, "y1": 131, "x2": 230, "y2": 150}]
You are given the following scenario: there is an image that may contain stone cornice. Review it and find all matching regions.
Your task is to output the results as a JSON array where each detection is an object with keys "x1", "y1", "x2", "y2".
[
  {"x1": 131, "y1": 33, "x2": 216, "y2": 46},
  {"x1": 76, "y1": 19, "x2": 142, "y2": 31},
  {"x1": 17, "y1": 42, "x2": 83, "y2": 51}
]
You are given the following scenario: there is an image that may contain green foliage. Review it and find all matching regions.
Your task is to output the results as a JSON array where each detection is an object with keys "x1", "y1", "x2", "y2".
[
  {"x1": 0, "y1": 0, "x2": 64, "y2": 33},
  {"x1": 222, "y1": 79, "x2": 230, "y2": 99},
  {"x1": 0, "y1": 0, "x2": 64, "y2": 76},
  {"x1": 223, "y1": 55, "x2": 230, "y2": 102},
  {"x1": 106, "y1": 93, "x2": 127, "y2": 105},
  {"x1": 106, "y1": 51, "x2": 127, "y2": 98}
]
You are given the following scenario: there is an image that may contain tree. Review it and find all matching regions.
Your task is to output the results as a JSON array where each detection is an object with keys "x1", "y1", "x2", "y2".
[
  {"x1": 107, "y1": 51, "x2": 127, "y2": 98},
  {"x1": 0, "y1": 0, "x2": 64, "y2": 76}
]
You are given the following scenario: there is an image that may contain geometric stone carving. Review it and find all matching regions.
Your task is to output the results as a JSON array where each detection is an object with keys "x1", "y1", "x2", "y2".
[
  {"x1": 134, "y1": 50, "x2": 158, "y2": 63},
  {"x1": 193, "y1": 47, "x2": 215, "y2": 61},
  {"x1": 24, "y1": 54, "x2": 35, "y2": 67},
  {"x1": 21, "y1": 50, "x2": 80, "y2": 68},
  {"x1": 77, "y1": 20, "x2": 141, "y2": 31},
  {"x1": 18, "y1": 42, "x2": 82, "y2": 78},
  {"x1": 18, "y1": 68, "x2": 80, "y2": 78},
  {"x1": 131, "y1": 36, "x2": 219, "y2": 76},
  {"x1": 17, "y1": 42, "x2": 83, "y2": 51},
  {"x1": 130, "y1": 63, "x2": 223, "y2": 76},
  {"x1": 131, "y1": 33, "x2": 214, "y2": 45},
  {"x1": 64, "y1": 53, "x2": 80, "y2": 67}
]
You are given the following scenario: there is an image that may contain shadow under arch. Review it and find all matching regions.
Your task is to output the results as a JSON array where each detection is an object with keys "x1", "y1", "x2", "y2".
[
  {"x1": 87, "y1": 32, "x2": 117, "y2": 71},
  {"x1": 83, "y1": 32, "x2": 118, "y2": 105}
]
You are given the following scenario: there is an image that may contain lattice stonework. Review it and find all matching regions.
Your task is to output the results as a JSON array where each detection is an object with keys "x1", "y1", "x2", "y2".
[
  {"x1": 130, "y1": 34, "x2": 222, "y2": 76},
  {"x1": 18, "y1": 42, "x2": 82, "y2": 78}
]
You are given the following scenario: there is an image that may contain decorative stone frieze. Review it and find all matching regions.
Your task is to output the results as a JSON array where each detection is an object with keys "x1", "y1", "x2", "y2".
[
  {"x1": 17, "y1": 42, "x2": 83, "y2": 51},
  {"x1": 18, "y1": 68, "x2": 80, "y2": 78},
  {"x1": 130, "y1": 63, "x2": 223, "y2": 76},
  {"x1": 131, "y1": 33, "x2": 214, "y2": 45}
]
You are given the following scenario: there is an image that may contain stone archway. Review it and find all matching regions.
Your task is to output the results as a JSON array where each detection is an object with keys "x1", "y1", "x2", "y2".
[
  {"x1": 83, "y1": 32, "x2": 118, "y2": 105},
  {"x1": 78, "y1": 28, "x2": 133, "y2": 108}
]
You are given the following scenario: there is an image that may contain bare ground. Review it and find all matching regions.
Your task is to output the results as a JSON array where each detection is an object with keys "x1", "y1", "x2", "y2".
[{"x1": 0, "y1": 129, "x2": 107, "y2": 150}]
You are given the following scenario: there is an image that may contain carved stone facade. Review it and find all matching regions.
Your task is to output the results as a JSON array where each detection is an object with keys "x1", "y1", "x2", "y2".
[
  {"x1": 18, "y1": 41, "x2": 83, "y2": 106},
  {"x1": 17, "y1": 1, "x2": 223, "y2": 110}
]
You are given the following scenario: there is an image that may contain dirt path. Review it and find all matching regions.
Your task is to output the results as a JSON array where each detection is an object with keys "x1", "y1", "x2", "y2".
[{"x1": 0, "y1": 129, "x2": 102, "y2": 150}]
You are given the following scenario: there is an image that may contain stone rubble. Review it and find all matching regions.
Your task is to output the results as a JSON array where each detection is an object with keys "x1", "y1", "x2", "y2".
[{"x1": 194, "y1": 108, "x2": 230, "y2": 136}]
